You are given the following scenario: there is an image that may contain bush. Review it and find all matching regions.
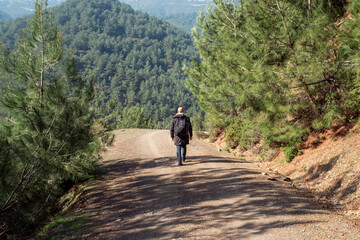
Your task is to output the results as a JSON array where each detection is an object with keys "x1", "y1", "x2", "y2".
[
  {"x1": 192, "y1": 112, "x2": 205, "y2": 137},
  {"x1": 260, "y1": 120, "x2": 308, "y2": 147},
  {"x1": 282, "y1": 145, "x2": 302, "y2": 163},
  {"x1": 225, "y1": 117, "x2": 260, "y2": 151}
]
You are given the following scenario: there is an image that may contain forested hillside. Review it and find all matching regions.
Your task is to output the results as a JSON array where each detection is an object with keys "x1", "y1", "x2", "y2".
[
  {"x1": 0, "y1": 0, "x2": 66, "y2": 18},
  {"x1": 186, "y1": 0, "x2": 360, "y2": 161},
  {"x1": 0, "y1": 0, "x2": 200, "y2": 128},
  {"x1": 0, "y1": 0, "x2": 210, "y2": 33},
  {"x1": 0, "y1": 10, "x2": 10, "y2": 20},
  {"x1": 121, "y1": 0, "x2": 212, "y2": 32},
  {"x1": 164, "y1": 12, "x2": 200, "y2": 33},
  {"x1": 121, "y1": 0, "x2": 211, "y2": 17}
]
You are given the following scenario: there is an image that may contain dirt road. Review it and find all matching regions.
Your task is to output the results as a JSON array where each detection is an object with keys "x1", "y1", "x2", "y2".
[{"x1": 75, "y1": 129, "x2": 359, "y2": 239}]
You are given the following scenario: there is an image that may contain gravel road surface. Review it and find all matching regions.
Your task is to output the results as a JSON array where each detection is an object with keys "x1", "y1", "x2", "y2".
[{"x1": 74, "y1": 129, "x2": 360, "y2": 239}]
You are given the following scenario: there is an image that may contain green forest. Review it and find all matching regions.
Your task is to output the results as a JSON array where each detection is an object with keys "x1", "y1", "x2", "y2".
[
  {"x1": 186, "y1": 0, "x2": 360, "y2": 161},
  {"x1": 164, "y1": 12, "x2": 201, "y2": 34},
  {"x1": 120, "y1": 0, "x2": 212, "y2": 32},
  {"x1": 0, "y1": 0, "x2": 201, "y2": 129},
  {"x1": 0, "y1": 11, "x2": 11, "y2": 21},
  {"x1": 120, "y1": 0, "x2": 211, "y2": 18},
  {"x1": 0, "y1": 0, "x2": 66, "y2": 19}
]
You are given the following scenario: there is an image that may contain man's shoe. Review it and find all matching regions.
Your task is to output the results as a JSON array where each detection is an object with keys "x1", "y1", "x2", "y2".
[{"x1": 182, "y1": 156, "x2": 186, "y2": 162}]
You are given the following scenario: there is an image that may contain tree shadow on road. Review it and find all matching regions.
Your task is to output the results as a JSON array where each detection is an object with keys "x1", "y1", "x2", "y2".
[
  {"x1": 75, "y1": 155, "x2": 330, "y2": 239},
  {"x1": 184, "y1": 155, "x2": 248, "y2": 164}
]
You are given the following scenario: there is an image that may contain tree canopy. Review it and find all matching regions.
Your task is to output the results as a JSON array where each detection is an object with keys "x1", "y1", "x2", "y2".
[{"x1": 185, "y1": 0, "x2": 359, "y2": 161}]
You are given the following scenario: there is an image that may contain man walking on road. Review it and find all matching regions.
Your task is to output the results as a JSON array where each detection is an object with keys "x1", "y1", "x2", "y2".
[{"x1": 170, "y1": 107, "x2": 193, "y2": 166}]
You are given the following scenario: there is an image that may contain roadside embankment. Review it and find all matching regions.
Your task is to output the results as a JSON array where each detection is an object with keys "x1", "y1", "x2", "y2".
[{"x1": 204, "y1": 124, "x2": 360, "y2": 222}]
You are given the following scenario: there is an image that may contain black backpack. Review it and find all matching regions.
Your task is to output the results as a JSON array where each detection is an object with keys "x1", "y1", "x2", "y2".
[{"x1": 174, "y1": 117, "x2": 188, "y2": 136}]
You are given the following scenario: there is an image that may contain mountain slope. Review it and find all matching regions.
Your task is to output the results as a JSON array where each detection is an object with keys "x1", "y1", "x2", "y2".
[
  {"x1": 0, "y1": 0, "x2": 66, "y2": 18},
  {"x1": 120, "y1": 0, "x2": 212, "y2": 32},
  {"x1": 0, "y1": 0, "x2": 211, "y2": 32},
  {"x1": 0, "y1": 0, "x2": 200, "y2": 128},
  {"x1": 164, "y1": 12, "x2": 199, "y2": 33},
  {"x1": 0, "y1": 10, "x2": 10, "y2": 20},
  {"x1": 120, "y1": 0, "x2": 211, "y2": 17}
]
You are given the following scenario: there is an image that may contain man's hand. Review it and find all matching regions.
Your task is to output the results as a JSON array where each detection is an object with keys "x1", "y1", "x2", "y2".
[
  {"x1": 190, "y1": 136, "x2": 193, "y2": 141},
  {"x1": 171, "y1": 138, "x2": 174, "y2": 141}
]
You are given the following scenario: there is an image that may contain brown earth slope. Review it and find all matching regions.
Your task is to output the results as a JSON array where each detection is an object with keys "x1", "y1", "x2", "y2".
[
  {"x1": 60, "y1": 129, "x2": 359, "y2": 239},
  {"x1": 256, "y1": 124, "x2": 360, "y2": 220}
]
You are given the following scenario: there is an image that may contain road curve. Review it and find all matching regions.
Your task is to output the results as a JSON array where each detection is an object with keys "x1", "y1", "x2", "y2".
[{"x1": 75, "y1": 129, "x2": 359, "y2": 239}]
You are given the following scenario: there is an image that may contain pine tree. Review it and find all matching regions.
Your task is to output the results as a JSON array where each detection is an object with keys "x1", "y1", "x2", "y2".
[
  {"x1": 0, "y1": 0, "x2": 101, "y2": 236},
  {"x1": 185, "y1": 0, "x2": 290, "y2": 146},
  {"x1": 185, "y1": 0, "x2": 349, "y2": 152},
  {"x1": 341, "y1": 0, "x2": 360, "y2": 117}
]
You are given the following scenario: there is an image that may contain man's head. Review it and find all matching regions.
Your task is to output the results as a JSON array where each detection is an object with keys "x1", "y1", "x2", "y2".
[{"x1": 177, "y1": 107, "x2": 184, "y2": 113}]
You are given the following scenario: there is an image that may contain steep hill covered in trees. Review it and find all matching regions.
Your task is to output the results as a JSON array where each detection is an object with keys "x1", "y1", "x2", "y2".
[
  {"x1": 163, "y1": 12, "x2": 201, "y2": 33},
  {"x1": 0, "y1": 0, "x2": 66, "y2": 18},
  {"x1": 186, "y1": 0, "x2": 360, "y2": 161},
  {"x1": 120, "y1": 0, "x2": 213, "y2": 32},
  {"x1": 0, "y1": 10, "x2": 10, "y2": 20},
  {"x1": 121, "y1": 0, "x2": 211, "y2": 17},
  {"x1": 0, "y1": 0, "x2": 200, "y2": 128}
]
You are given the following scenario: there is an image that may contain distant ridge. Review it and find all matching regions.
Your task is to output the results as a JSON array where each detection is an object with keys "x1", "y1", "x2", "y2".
[
  {"x1": 0, "y1": 0, "x2": 67, "y2": 18},
  {"x1": 120, "y1": 0, "x2": 212, "y2": 32},
  {"x1": 120, "y1": 0, "x2": 211, "y2": 17},
  {"x1": 0, "y1": 0, "x2": 212, "y2": 32},
  {"x1": 0, "y1": 10, "x2": 11, "y2": 20}
]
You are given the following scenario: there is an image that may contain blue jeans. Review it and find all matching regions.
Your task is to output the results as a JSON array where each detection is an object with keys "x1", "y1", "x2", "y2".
[{"x1": 176, "y1": 145, "x2": 186, "y2": 165}]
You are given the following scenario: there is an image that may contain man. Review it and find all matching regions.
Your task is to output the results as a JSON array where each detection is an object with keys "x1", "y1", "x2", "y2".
[{"x1": 170, "y1": 107, "x2": 193, "y2": 166}]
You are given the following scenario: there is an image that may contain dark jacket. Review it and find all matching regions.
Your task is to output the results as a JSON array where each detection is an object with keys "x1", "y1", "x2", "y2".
[{"x1": 170, "y1": 113, "x2": 193, "y2": 146}]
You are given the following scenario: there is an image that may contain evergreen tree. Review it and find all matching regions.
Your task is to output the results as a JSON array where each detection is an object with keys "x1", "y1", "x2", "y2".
[
  {"x1": 185, "y1": 0, "x2": 350, "y2": 154},
  {"x1": 340, "y1": 0, "x2": 360, "y2": 117},
  {"x1": 0, "y1": 1, "x2": 101, "y2": 236}
]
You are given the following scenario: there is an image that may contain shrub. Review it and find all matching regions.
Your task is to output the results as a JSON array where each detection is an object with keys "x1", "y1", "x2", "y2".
[{"x1": 282, "y1": 145, "x2": 302, "y2": 163}]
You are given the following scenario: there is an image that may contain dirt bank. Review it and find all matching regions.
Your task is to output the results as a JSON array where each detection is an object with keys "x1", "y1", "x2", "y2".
[{"x1": 210, "y1": 125, "x2": 360, "y2": 223}]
